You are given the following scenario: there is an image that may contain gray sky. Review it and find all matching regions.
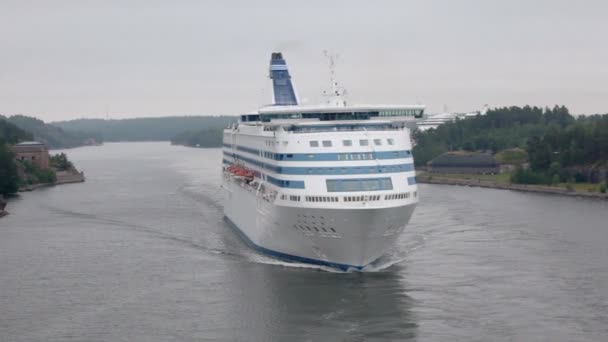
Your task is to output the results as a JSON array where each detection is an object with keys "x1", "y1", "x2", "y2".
[{"x1": 1, "y1": 0, "x2": 607, "y2": 121}]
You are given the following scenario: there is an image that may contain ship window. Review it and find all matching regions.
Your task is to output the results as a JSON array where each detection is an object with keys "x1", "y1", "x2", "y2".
[
  {"x1": 310, "y1": 141, "x2": 319, "y2": 147},
  {"x1": 322, "y1": 140, "x2": 332, "y2": 147},
  {"x1": 342, "y1": 140, "x2": 352, "y2": 147},
  {"x1": 373, "y1": 139, "x2": 382, "y2": 146},
  {"x1": 359, "y1": 139, "x2": 369, "y2": 146},
  {"x1": 387, "y1": 138, "x2": 395, "y2": 145},
  {"x1": 326, "y1": 177, "x2": 393, "y2": 192}
]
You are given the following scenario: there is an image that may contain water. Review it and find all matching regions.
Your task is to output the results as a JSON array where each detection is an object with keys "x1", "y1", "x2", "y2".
[{"x1": 1, "y1": 142, "x2": 607, "y2": 341}]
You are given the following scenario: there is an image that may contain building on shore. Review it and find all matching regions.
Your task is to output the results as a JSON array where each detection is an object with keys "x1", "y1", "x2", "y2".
[
  {"x1": 11, "y1": 141, "x2": 50, "y2": 169},
  {"x1": 427, "y1": 151, "x2": 499, "y2": 174}
]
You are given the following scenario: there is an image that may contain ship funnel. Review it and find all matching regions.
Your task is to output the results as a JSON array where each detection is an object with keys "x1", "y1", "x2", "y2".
[{"x1": 269, "y1": 52, "x2": 298, "y2": 106}]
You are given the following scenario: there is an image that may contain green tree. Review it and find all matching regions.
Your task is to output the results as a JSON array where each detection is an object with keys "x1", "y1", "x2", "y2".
[
  {"x1": 0, "y1": 144, "x2": 19, "y2": 195},
  {"x1": 50, "y1": 153, "x2": 73, "y2": 171}
]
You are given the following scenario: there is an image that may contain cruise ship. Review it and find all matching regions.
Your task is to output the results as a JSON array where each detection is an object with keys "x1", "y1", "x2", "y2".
[{"x1": 222, "y1": 52, "x2": 424, "y2": 271}]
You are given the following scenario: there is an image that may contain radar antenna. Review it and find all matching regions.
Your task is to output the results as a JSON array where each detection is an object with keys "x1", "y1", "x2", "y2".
[{"x1": 322, "y1": 51, "x2": 347, "y2": 107}]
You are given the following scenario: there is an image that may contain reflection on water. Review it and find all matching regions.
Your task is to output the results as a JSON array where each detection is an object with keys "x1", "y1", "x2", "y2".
[{"x1": 1, "y1": 142, "x2": 608, "y2": 341}]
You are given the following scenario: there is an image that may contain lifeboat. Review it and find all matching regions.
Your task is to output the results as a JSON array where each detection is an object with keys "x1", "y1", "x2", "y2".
[{"x1": 226, "y1": 165, "x2": 255, "y2": 179}]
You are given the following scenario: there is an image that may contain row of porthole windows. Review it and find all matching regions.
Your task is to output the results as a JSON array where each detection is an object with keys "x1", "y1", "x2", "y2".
[
  {"x1": 305, "y1": 196, "x2": 339, "y2": 202},
  {"x1": 385, "y1": 193, "x2": 410, "y2": 200},
  {"x1": 309, "y1": 138, "x2": 395, "y2": 148},
  {"x1": 280, "y1": 194, "x2": 301, "y2": 201},
  {"x1": 293, "y1": 224, "x2": 337, "y2": 234},
  {"x1": 282, "y1": 192, "x2": 417, "y2": 202},
  {"x1": 337, "y1": 153, "x2": 374, "y2": 161},
  {"x1": 265, "y1": 140, "x2": 289, "y2": 147},
  {"x1": 344, "y1": 195, "x2": 381, "y2": 202}
]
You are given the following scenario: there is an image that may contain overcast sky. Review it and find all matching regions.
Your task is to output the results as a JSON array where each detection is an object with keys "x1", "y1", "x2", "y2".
[{"x1": 1, "y1": 0, "x2": 607, "y2": 121}]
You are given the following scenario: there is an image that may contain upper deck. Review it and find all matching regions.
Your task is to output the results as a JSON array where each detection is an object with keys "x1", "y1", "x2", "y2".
[{"x1": 239, "y1": 104, "x2": 425, "y2": 123}]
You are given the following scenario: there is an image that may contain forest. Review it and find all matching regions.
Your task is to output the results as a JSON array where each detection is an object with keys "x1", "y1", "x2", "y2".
[
  {"x1": 54, "y1": 116, "x2": 236, "y2": 142},
  {"x1": 0, "y1": 117, "x2": 31, "y2": 195},
  {"x1": 5, "y1": 115, "x2": 101, "y2": 149}
]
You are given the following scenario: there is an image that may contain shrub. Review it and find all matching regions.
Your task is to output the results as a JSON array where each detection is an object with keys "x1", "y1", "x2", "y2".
[
  {"x1": 18, "y1": 160, "x2": 57, "y2": 185},
  {"x1": 510, "y1": 168, "x2": 552, "y2": 185},
  {"x1": 50, "y1": 153, "x2": 73, "y2": 171}
]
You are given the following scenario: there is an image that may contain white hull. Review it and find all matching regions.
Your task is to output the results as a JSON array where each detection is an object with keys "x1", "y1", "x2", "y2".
[{"x1": 222, "y1": 179, "x2": 416, "y2": 270}]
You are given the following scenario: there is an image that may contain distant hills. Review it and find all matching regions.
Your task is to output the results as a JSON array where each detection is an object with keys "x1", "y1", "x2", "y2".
[
  {"x1": 5, "y1": 115, "x2": 101, "y2": 149},
  {"x1": 53, "y1": 116, "x2": 236, "y2": 144},
  {"x1": 0, "y1": 116, "x2": 33, "y2": 144}
]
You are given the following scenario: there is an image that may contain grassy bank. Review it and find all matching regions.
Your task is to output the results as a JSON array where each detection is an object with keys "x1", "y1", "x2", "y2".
[{"x1": 417, "y1": 171, "x2": 606, "y2": 195}]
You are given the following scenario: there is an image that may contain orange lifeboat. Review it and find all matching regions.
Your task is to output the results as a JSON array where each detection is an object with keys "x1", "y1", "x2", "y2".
[{"x1": 226, "y1": 165, "x2": 254, "y2": 179}]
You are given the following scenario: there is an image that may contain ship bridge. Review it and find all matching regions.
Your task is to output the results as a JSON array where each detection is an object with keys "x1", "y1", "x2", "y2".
[{"x1": 240, "y1": 104, "x2": 425, "y2": 123}]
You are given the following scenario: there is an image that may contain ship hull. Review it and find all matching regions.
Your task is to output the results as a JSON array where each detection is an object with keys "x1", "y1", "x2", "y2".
[{"x1": 223, "y1": 180, "x2": 416, "y2": 271}]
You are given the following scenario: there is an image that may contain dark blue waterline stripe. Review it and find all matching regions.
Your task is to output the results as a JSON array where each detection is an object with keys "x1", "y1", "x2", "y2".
[
  {"x1": 224, "y1": 151, "x2": 414, "y2": 175},
  {"x1": 223, "y1": 143, "x2": 412, "y2": 161},
  {"x1": 223, "y1": 216, "x2": 363, "y2": 272}
]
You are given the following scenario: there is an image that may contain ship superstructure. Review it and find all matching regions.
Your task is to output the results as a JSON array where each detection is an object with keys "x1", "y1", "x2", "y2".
[{"x1": 222, "y1": 52, "x2": 424, "y2": 270}]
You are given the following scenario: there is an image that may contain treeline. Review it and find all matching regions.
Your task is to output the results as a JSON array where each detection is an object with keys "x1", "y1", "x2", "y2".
[
  {"x1": 53, "y1": 116, "x2": 236, "y2": 142},
  {"x1": 4, "y1": 115, "x2": 101, "y2": 149},
  {"x1": 412, "y1": 106, "x2": 608, "y2": 185},
  {"x1": 0, "y1": 117, "x2": 30, "y2": 195},
  {"x1": 170, "y1": 129, "x2": 224, "y2": 148},
  {"x1": 413, "y1": 105, "x2": 574, "y2": 166},
  {"x1": 1, "y1": 116, "x2": 33, "y2": 144}
]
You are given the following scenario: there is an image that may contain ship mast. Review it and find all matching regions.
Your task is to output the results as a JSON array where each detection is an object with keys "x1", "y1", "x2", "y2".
[{"x1": 323, "y1": 51, "x2": 347, "y2": 107}]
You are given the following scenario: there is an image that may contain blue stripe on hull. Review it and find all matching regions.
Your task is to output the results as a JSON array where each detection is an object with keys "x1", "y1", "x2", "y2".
[
  {"x1": 223, "y1": 143, "x2": 412, "y2": 161},
  {"x1": 223, "y1": 216, "x2": 365, "y2": 272},
  {"x1": 223, "y1": 151, "x2": 414, "y2": 175}
]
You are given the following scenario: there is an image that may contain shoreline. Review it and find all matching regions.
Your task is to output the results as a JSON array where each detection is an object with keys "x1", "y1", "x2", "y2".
[
  {"x1": 19, "y1": 171, "x2": 85, "y2": 192},
  {"x1": 417, "y1": 176, "x2": 608, "y2": 200},
  {"x1": 0, "y1": 196, "x2": 7, "y2": 217},
  {"x1": 1, "y1": 171, "x2": 86, "y2": 218}
]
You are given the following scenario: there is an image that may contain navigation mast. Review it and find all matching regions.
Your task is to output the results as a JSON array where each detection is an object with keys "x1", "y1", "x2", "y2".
[{"x1": 322, "y1": 51, "x2": 347, "y2": 107}]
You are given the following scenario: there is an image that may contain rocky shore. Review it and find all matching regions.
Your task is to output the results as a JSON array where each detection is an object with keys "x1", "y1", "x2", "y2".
[
  {"x1": 55, "y1": 169, "x2": 85, "y2": 185},
  {"x1": 418, "y1": 176, "x2": 608, "y2": 200},
  {"x1": 2, "y1": 170, "x2": 86, "y2": 217},
  {"x1": 19, "y1": 169, "x2": 85, "y2": 192}
]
